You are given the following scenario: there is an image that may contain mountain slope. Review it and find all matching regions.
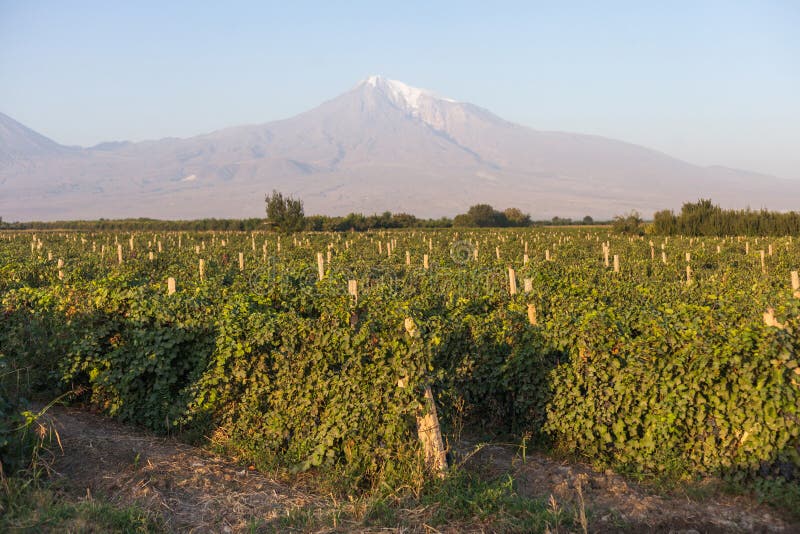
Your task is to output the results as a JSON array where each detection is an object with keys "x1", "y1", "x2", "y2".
[
  {"x1": 1, "y1": 78, "x2": 797, "y2": 221},
  {"x1": 0, "y1": 112, "x2": 73, "y2": 165}
]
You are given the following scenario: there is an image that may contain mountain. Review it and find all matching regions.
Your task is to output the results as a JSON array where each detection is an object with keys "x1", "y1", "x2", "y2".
[
  {"x1": 0, "y1": 112, "x2": 74, "y2": 164},
  {"x1": 1, "y1": 77, "x2": 798, "y2": 221}
]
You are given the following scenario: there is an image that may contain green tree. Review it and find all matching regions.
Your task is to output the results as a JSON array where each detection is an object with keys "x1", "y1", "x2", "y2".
[
  {"x1": 265, "y1": 190, "x2": 305, "y2": 232},
  {"x1": 652, "y1": 209, "x2": 678, "y2": 235},
  {"x1": 454, "y1": 204, "x2": 508, "y2": 227},
  {"x1": 612, "y1": 210, "x2": 644, "y2": 235},
  {"x1": 503, "y1": 207, "x2": 532, "y2": 227},
  {"x1": 582, "y1": 215, "x2": 594, "y2": 225}
]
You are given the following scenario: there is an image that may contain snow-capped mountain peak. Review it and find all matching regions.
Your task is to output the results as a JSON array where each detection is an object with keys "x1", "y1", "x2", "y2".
[{"x1": 362, "y1": 75, "x2": 456, "y2": 112}]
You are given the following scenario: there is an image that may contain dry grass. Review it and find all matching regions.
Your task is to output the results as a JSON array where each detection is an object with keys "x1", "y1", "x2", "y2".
[{"x1": 31, "y1": 406, "x2": 799, "y2": 533}]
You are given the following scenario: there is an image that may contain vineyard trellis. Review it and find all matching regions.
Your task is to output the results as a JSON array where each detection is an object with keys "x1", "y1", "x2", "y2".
[{"x1": 1, "y1": 227, "x2": 799, "y2": 489}]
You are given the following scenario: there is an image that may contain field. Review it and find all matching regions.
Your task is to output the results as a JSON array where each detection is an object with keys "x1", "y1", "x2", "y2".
[{"x1": 2, "y1": 227, "x2": 800, "y2": 531}]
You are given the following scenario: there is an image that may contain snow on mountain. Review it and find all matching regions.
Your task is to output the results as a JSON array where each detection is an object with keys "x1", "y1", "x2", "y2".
[{"x1": 363, "y1": 75, "x2": 456, "y2": 111}]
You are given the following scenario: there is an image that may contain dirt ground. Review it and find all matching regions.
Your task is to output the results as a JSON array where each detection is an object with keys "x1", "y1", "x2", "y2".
[
  {"x1": 459, "y1": 442, "x2": 795, "y2": 533},
  {"x1": 42, "y1": 406, "x2": 329, "y2": 532},
  {"x1": 40, "y1": 406, "x2": 797, "y2": 533}
]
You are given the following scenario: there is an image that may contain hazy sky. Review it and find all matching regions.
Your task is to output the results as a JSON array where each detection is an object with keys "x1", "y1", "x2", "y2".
[{"x1": 1, "y1": 1, "x2": 798, "y2": 179}]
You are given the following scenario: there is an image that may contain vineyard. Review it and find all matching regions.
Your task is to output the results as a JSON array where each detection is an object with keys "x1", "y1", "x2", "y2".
[{"x1": 2, "y1": 227, "x2": 800, "y2": 528}]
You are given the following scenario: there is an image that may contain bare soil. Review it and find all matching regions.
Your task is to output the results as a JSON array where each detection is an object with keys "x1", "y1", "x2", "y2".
[
  {"x1": 43, "y1": 406, "x2": 328, "y2": 532},
  {"x1": 40, "y1": 406, "x2": 797, "y2": 533},
  {"x1": 460, "y1": 442, "x2": 796, "y2": 533}
]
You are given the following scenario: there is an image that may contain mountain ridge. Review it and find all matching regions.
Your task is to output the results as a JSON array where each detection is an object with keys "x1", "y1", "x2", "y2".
[{"x1": 1, "y1": 78, "x2": 797, "y2": 221}]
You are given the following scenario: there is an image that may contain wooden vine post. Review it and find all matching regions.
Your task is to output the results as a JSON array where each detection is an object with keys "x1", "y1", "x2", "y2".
[
  {"x1": 347, "y1": 279, "x2": 358, "y2": 303},
  {"x1": 792, "y1": 271, "x2": 800, "y2": 298},
  {"x1": 199, "y1": 259, "x2": 205, "y2": 282},
  {"x1": 527, "y1": 303, "x2": 538, "y2": 325},
  {"x1": 524, "y1": 278, "x2": 533, "y2": 293},
  {"x1": 167, "y1": 277, "x2": 176, "y2": 295},
  {"x1": 117, "y1": 244, "x2": 123, "y2": 265},
  {"x1": 613, "y1": 254, "x2": 619, "y2": 273},
  {"x1": 239, "y1": 252, "x2": 244, "y2": 271},
  {"x1": 508, "y1": 267, "x2": 517, "y2": 296},
  {"x1": 404, "y1": 317, "x2": 447, "y2": 477},
  {"x1": 317, "y1": 252, "x2": 325, "y2": 281}
]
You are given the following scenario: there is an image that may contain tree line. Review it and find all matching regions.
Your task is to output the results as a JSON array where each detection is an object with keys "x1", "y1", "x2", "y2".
[
  {"x1": 651, "y1": 199, "x2": 800, "y2": 236},
  {"x1": 1, "y1": 191, "x2": 599, "y2": 232}
]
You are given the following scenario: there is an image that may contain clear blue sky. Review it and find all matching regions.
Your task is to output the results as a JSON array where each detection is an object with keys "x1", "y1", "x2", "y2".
[{"x1": 1, "y1": 1, "x2": 798, "y2": 179}]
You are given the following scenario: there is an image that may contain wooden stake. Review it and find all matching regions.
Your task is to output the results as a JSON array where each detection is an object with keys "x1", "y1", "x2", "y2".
[
  {"x1": 167, "y1": 277, "x2": 176, "y2": 295},
  {"x1": 199, "y1": 259, "x2": 205, "y2": 281},
  {"x1": 524, "y1": 278, "x2": 533, "y2": 293},
  {"x1": 791, "y1": 271, "x2": 799, "y2": 298},
  {"x1": 423, "y1": 254, "x2": 429, "y2": 270},
  {"x1": 317, "y1": 252, "x2": 325, "y2": 280},
  {"x1": 117, "y1": 244, "x2": 123, "y2": 265},
  {"x1": 347, "y1": 279, "x2": 358, "y2": 303},
  {"x1": 404, "y1": 318, "x2": 447, "y2": 477},
  {"x1": 527, "y1": 303, "x2": 537, "y2": 325},
  {"x1": 508, "y1": 267, "x2": 517, "y2": 296},
  {"x1": 613, "y1": 255, "x2": 619, "y2": 273},
  {"x1": 760, "y1": 250, "x2": 766, "y2": 274},
  {"x1": 686, "y1": 264, "x2": 693, "y2": 285}
]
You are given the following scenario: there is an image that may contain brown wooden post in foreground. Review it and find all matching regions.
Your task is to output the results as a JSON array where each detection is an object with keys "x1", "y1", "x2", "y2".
[{"x1": 404, "y1": 317, "x2": 447, "y2": 477}]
